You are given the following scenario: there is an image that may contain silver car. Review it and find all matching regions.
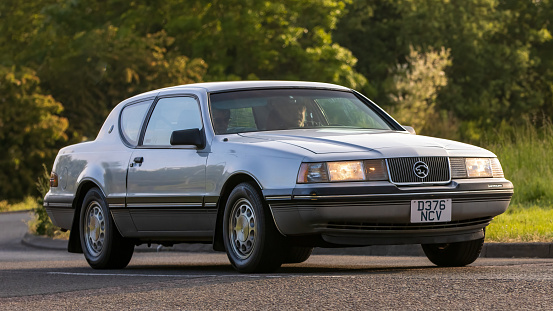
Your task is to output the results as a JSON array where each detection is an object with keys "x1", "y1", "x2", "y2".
[{"x1": 44, "y1": 81, "x2": 513, "y2": 272}]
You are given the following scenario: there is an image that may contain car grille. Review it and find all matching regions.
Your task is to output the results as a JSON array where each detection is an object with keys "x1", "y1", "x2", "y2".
[
  {"x1": 326, "y1": 217, "x2": 492, "y2": 231},
  {"x1": 387, "y1": 157, "x2": 450, "y2": 184}
]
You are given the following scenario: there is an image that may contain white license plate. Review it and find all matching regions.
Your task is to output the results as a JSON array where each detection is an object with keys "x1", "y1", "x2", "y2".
[{"x1": 410, "y1": 199, "x2": 452, "y2": 223}]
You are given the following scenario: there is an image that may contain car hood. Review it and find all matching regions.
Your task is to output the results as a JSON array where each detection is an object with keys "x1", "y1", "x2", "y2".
[{"x1": 239, "y1": 129, "x2": 495, "y2": 158}]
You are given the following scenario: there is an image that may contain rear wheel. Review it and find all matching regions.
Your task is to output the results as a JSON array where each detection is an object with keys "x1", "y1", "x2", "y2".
[
  {"x1": 422, "y1": 237, "x2": 484, "y2": 267},
  {"x1": 80, "y1": 188, "x2": 134, "y2": 269},
  {"x1": 223, "y1": 182, "x2": 284, "y2": 273}
]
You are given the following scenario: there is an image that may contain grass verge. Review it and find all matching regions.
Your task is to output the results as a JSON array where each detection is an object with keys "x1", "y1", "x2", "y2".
[
  {"x1": 486, "y1": 204, "x2": 553, "y2": 242},
  {"x1": 482, "y1": 120, "x2": 553, "y2": 207}
]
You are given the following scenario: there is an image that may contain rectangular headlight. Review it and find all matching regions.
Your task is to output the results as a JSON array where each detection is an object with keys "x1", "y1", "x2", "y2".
[
  {"x1": 327, "y1": 161, "x2": 365, "y2": 182},
  {"x1": 465, "y1": 158, "x2": 493, "y2": 178},
  {"x1": 297, "y1": 159, "x2": 388, "y2": 183},
  {"x1": 452, "y1": 157, "x2": 504, "y2": 179}
]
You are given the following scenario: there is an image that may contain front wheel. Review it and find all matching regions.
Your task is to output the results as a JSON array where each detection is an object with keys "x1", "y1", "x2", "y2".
[
  {"x1": 282, "y1": 246, "x2": 313, "y2": 264},
  {"x1": 80, "y1": 188, "x2": 134, "y2": 269},
  {"x1": 422, "y1": 237, "x2": 484, "y2": 267},
  {"x1": 223, "y1": 182, "x2": 284, "y2": 273}
]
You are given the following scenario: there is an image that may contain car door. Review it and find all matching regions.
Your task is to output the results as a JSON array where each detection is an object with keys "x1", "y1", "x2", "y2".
[{"x1": 126, "y1": 95, "x2": 211, "y2": 234}]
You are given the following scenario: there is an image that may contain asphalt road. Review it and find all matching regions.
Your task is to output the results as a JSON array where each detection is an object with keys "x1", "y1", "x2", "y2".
[{"x1": 2, "y1": 212, "x2": 553, "y2": 310}]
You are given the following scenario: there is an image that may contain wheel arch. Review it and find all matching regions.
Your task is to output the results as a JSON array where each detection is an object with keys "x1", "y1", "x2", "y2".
[
  {"x1": 212, "y1": 173, "x2": 264, "y2": 251},
  {"x1": 67, "y1": 180, "x2": 104, "y2": 253}
]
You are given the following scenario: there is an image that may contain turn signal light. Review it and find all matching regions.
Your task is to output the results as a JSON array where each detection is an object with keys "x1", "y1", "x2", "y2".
[{"x1": 50, "y1": 172, "x2": 59, "y2": 187}]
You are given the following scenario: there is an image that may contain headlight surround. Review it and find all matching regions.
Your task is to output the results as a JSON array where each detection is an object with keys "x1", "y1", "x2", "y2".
[
  {"x1": 297, "y1": 160, "x2": 388, "y2": 183},
  {"x1": 451, "y1": 157, "x2": 504, "y2": 178}
]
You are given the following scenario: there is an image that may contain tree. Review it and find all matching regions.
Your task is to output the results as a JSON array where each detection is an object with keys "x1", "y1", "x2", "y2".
[
  {"x1": 0, "y1": 66, "x2": 68, "y2": 200},
  {"x1": 335, "y1": 0, "x2": 553, "y2": 140},
  {"x1": 24, "y1": 1, "x2": 208, "y2": 139},
  {"x1": 18, "y1": 0, "x2": 364, "y2": 139},
  {"x1": 389, "y1": 46, "x2": 457, "y2": 138},
  {"x1": 160, "y1": 0, "x2": 366, "y2": 87}
]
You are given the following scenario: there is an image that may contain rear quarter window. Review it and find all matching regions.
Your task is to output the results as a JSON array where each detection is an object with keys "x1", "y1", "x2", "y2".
[{"x1": 120, "y1": 100, "x2": 151, "y2": 146}]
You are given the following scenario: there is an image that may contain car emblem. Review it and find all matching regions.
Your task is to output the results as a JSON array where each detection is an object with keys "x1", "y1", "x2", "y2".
[{"x1": 413, "y1": 161, "x2": 429, "y2": 179}]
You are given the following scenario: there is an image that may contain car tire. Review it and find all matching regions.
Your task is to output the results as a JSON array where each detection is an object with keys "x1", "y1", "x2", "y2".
[
  {"x1": 80, "y1": 187, "x2": 134, "y2": 269},
  {"x1": 223, "y1": 182, "x2": 284, "y2": 273},
  {"x1": 421, "y1": 236, "x2": 484, "y2": 267},
  {"x1": 282, "y1": 246, "x2": 313, "y2": 264}
]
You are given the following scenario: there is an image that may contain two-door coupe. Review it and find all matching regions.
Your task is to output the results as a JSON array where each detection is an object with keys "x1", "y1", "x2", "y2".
[{"x1": 44, "y1": 81, "x2": 513, "y2": 272}]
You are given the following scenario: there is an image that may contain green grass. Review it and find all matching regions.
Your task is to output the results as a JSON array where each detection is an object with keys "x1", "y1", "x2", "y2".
[
  {"x1": 486, "y1": 204, "x2": 553, "y2": 242},
  {"x1": 482, "y1": 120, "x2": 553, "y2": 207},
  {"x1": 480, "y1": 121, "x2": 553, "y2": 242}
]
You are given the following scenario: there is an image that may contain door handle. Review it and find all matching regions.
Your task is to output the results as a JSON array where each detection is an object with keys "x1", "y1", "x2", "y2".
[{"x1": 133, "y1": 157, "x2": 144, "y2": 164}]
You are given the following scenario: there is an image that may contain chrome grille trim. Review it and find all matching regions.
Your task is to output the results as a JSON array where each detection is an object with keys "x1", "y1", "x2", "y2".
[{"x1": 386, "y1": 157, "x2": 451, "y2": 185}]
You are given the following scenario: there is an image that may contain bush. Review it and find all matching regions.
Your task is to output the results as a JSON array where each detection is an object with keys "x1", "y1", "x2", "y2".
[
  {"x1": 0, "y1": 196, "x2": 37, "y2": 212},
  {"x1": 27, "y1": 164, "x2": 68, "y2": 238}
]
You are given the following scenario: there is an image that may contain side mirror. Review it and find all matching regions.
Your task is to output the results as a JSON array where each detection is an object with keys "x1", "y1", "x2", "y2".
[
  {"x1": 170, "y1": 128, "x2": 205, "y2": 148},
  {"x1": 403, "y1": 126, "x2": 416, "y2": 135}
]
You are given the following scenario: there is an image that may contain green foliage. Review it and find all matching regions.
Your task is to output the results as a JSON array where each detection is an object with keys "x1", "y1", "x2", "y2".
[
  {"x1": 480, "y1": 120, "x2": 553, "y2": 243},
  {"x1": 481, "y1": 119, "x2": 553, "y2": 207},
  {"x1": 389, "y1": 46, "x2": 455, "y2": 137},
  {"x1": 0, "y1": 196, "x2": 37, "y2": 213},
  {"x1": 3, "y1": 0, "x2": 362, "y2": 141},
  {"x1": 335, "y1": 0, "x2": 553, "y2": 139},
  {"x1": 30, "y1": 1, "x2": 209, "y2": 139},
  {"x1": 161, "y1": 0, "x2": 365, "y2": 87},
  {"x1": 27, "y1": 164, "x2": 64, "y2": 237},
  {"x1": 0, "y1": 66, "x2": 68, "y2": 200},
  {"x1": 486, "y1": 204, "x2": 553, "y2": 242}
]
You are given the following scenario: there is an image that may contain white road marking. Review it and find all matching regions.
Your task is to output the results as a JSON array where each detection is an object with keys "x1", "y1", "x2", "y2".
[
  {"x1": 47, "y1": 272, "x2": 285, "y2": 278},
  {"x1": 46, "y1": 272, "x2": 358, "y2": 278}
]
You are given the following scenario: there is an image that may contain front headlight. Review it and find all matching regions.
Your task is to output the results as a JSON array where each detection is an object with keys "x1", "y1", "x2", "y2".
[
  {"x1": 465, "y1": 158, "x2": 493, "y2": 177},
  {"x1": 451, "y1": 157, "x2": 504, "y2": 178},
  {"x1": 327, "y1": 161, "x2": 365, "y2": 181},
  {"x1": 297, "y1": 160, "x2": 388, "y2": 183}
]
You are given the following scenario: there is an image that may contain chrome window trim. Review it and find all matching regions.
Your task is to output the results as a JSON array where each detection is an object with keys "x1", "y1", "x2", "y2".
[
  {"x1": 139, "y1": 94, "x2": 204, "y2": 147},
  {"x1": 118, "y1": 97, "x2": 156, "y2": 148}
]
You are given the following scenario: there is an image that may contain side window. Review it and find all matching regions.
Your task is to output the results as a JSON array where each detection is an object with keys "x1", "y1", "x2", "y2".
[
  {"x1": 143, "y1": 96, "x2": 202, "y2": 146},
  {"x1": 120, "y1": 101, "x2": 151, "y2": 146}
]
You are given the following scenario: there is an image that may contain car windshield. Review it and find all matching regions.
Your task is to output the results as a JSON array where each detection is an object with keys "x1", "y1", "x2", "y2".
[{"x1": 209, "y1": 89, "x2": 393, "y2": 134}]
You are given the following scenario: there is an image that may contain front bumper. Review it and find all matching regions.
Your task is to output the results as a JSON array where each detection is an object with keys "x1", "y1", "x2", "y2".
[{"x1": 265, "y1": 179, "x2": 513, "y2": 246}]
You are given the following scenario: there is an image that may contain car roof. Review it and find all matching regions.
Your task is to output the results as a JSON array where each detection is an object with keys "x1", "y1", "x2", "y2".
[
  {"x1": 120, "y1": 81, "x2": 354, "y2": 106},
  {"x1": 158, "y1": 80, "x2": 352, "y2": 93}
]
